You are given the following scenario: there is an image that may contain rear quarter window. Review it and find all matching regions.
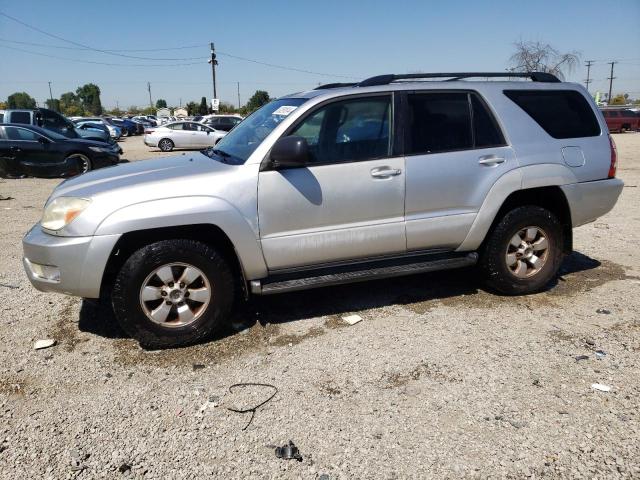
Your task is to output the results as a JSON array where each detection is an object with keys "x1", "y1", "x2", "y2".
[
  {"x1": 9, "y1": 111, "x2": 32, "y2": 125},
  {"x1": 504, "y1": 90, "x2": 600, "y2": 139}
]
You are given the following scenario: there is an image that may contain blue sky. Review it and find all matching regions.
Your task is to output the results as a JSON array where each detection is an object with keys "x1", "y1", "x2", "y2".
[{"x1": 1, "y1": 0, "x2": 639, "y2": 108}]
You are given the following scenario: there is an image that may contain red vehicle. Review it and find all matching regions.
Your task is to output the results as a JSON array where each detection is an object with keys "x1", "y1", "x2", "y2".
[{"x1": 601, "y1": 108, "x2": 640, "y2": 132}]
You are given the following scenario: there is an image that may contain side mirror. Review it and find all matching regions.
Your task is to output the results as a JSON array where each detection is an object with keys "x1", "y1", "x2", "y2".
[{"x1": 270, "y1": 136, "x2": 309, "y2": 169}]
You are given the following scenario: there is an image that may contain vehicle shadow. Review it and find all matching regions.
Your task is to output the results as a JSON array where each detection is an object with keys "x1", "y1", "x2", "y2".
[{"x1": 77, "y1": 250, "x2": 602, "y2": 343}]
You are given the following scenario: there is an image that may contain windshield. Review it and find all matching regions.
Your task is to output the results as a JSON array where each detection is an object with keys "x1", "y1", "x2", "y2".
[{"x1": 207, "y1": 98, "x2": 307, "y2": 164}]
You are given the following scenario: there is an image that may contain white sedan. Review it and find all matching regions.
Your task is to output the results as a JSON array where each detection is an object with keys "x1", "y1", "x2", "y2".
[{"x1": 144, "y1": 121, "x2": 227, "y2": 152}]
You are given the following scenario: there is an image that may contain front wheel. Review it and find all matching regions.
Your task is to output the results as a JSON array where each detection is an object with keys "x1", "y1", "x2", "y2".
[
  {"x1": 111, "y1": 239, "x2": 235, "y2": 348},
  {"x1": 66, "y1": 153, "x2": 92, "y2": 175},
  {"x1": 479, "y1": 206, "x2": 564, "y2": 295}
]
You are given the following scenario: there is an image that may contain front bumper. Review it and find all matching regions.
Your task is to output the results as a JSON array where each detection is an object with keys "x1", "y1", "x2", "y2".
[
  {"x1": 22, "y1": 224, "x2": 120, "y2": 298},
  {"x1": 561, "y1": 178, "x2": 624, "y2": 227}
]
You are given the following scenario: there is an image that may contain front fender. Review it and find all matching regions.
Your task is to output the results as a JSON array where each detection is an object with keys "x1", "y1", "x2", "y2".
[
  {"x1": 94, "y1": 196, "x2": 267, "y2": 279},
  {"x1": 456, "y1": 164, "x2": 579, "y2": 252}
]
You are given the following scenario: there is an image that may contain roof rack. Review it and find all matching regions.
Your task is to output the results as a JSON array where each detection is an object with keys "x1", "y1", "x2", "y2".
[
  {"x1": 357, "y1": 72, "x2": 560, "y2": 87},
  {"x1": 314, "y1": 82, "x2": 358, "y2": 90}
]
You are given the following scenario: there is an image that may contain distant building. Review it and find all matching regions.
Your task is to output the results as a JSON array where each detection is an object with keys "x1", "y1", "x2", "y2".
[
  {"x1": 174, "y1": 107, "x2": 188, "y2": 118},
  {"x1": 157, "y1": 107, "x2": 170, "y2": 118}
]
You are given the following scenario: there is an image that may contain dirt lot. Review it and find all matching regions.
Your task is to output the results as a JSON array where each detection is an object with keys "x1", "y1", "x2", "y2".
[{"x1": 1, "y1": 134, "x2": 639, "y2": 479}]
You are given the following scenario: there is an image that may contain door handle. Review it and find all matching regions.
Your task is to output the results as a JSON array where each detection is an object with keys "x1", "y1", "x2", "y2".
[
  {"x1": 478, "y1": 155, "x2": 505, "y2": 166},
  {"x1": 371, "y1": 167, "x2": 402, "y2": 178},
  {"x1": 9, "y1": 146, "x2": 22, "y2": 153}
]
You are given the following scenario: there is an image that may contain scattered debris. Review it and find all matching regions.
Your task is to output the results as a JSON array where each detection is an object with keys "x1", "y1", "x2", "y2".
[
  {"x1": 591, "y1": 383, "x2": 611, "y2": 392},
  {"x1": 585, "y1": 338, "x2": 596, "y2": 346},
  {"x1": 595, "y1": 350, "x2": 607, "y2": 359},
  {"x1": 192, "y1": 364, "x2": 205, "y2": 371},
  {"x1": 117, "y1": 463, "x2": 132, "y2": 473},
  {"x1": 596, "y1": 308, "x2": 611, "y2": 315},
  {"x1": 274, "y1": 440, "x2": 303, "y2": 462},
  {"x1": 575, "y1": 355, "x2": 590, "y2": 362},
  {"x1": 0, "y1": 195, "x2": 13, "y2": 201},
  {"x1": 70, "y1": 449, "x2": 89, "y2": 471},
  {"x1": 226, "y1": 383, "x2": 278, "y2": 430},
  {"x1": 532, "y1": 379, "x2": 542, "y2": 387},
  {"x1": 0, "y1": 282, "x2": 19, "y2": 290},
  {"x1": 342, "y1": 314, "x2": 363, "y2": 325},
  {"x1": 33, "y1": 339, "x2": 56, "y2": 350}
]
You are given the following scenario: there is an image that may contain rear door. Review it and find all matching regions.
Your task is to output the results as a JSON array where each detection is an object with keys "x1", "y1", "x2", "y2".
[
  {"x1": 190, "y1": 124, "x2": 216, "y2": 147},
  {"x1": 402, "y1": 91, "x2": 516, "y2": 251}
]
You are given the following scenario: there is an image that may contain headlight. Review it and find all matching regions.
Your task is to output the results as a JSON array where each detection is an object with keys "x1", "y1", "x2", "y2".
[
  {"x1": 41, "y1": 197, "x2": 91, "y2": 231},
  {"x1": 89, "y1": 147, "x2": 111, "y2": 153}
]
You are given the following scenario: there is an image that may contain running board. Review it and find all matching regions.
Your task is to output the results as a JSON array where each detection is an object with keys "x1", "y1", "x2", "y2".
[{"x1": 252, "y1": 252, "x2": 478, "y2": 295}]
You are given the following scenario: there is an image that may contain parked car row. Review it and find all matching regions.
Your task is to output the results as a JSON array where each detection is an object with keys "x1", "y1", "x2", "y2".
[
  {"x1": 0, "y1": 108, "x2": 121, "y2": 178},
  {"x1": 600, "y1": 108, "x2": 639, "y2": 132}
]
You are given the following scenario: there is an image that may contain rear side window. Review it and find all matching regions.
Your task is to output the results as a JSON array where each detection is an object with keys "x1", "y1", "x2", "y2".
[
  {"x1": 406, "y1": 92, "x2": 505, "y2": 155},
  {"x1": 10, "y1": 111, "x2": 31, "y2": 124},
  {"x1": 504, "y1": 90, "x2": 600, "y2": 139}
]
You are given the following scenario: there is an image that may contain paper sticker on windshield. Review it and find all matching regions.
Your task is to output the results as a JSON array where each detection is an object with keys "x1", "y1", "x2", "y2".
[{"x1": 272, "y1": 105, "x2": 298, "y2": 117}]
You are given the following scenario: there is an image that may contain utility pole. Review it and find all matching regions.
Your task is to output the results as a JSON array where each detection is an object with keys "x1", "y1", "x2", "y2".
[
  {"x1": 237, "y1": 82, "x2": 241, "y2": 109},
  {"x1": 47, "y1": 81, "x2": 54, "y2": 104},
  {"x1": 147, "y1": 82, "x2": 153, "y2": 109},
  {"x1": 208, "y1": 42, "x2": 218, "y2": 102},
  {"x1": 584, "y1": 60, "x2": 594, "y2": 92},
  {"x1": 607, "y1": 61, "x2": 617, "y2": 105}
]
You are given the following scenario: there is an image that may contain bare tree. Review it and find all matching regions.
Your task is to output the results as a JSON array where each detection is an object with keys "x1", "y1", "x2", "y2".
[{"x1": 509, "y1": 40, "x2": 580, "y2": 80}]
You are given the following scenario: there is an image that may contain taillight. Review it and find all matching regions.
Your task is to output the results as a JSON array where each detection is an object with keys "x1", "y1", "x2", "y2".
[
  {"x1": 144, "y1": 129, "x2": 154, "y2": 135},
  {"x1": 608, "y1": 134, "x2": 617, "y2": 178}
]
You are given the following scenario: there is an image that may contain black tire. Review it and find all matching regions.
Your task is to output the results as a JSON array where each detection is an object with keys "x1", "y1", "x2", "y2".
[
  {"x1": 121, "y1": 129, "x2": 129, "y2": 138},
  {"x1": 158, "y1": 138, "x2": 174, "y2": 152},
  {"x1": 479, "y1": 205, "x2": 564, "y2": 295},
  {"x1": 66, "y1": 153, "x2": 92, "y2": 175},
  {"x1": 111, "y1": 239, "x2": 235, "y2": 348}
]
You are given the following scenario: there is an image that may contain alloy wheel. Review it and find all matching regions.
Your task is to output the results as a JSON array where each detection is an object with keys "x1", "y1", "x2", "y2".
[
  {"x1": 505, "y1": 226, "x2": 550, "y2": 278},
  {"x1": 139, "y1": 262, "x2": 211, "y2": 328}
]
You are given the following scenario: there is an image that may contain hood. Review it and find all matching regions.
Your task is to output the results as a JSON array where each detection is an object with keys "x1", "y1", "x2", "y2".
[
  {"x1": 52, "y1": 152, "x2": 233, "y2": 200},
  {"x1": 62, "y1": 137, "x2": 113, "y2": 148}
]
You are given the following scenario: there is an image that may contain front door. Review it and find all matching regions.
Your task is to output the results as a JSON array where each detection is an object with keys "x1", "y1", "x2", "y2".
[
  {"x1": 258, "y1": 94, "x2": 406, "y2": 271},
  {"x1": 402, "y1": 91, "x2": 516, "y2": 250},
  {"x1": 2, "y1": 126, "x2": 63, "y2": 176}
]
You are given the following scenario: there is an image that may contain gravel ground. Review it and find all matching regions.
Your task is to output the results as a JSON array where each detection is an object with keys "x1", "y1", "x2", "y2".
[{"x1": 0, "y1": 134, "x2": 639, "y2": 479}]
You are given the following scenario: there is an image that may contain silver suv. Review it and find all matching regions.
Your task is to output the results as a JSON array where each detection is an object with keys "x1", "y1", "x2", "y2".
[{"x1": 23, "y1": 72, "x2": 623, "y2": 348}]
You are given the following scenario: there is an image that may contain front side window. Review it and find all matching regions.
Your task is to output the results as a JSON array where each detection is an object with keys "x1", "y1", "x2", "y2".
[
  {"x1": 4, "y1": 126, "x2": 40, "y2": 141},
  {"x1": 289, "y1": 96, "x2": 391, "y2": 164}
]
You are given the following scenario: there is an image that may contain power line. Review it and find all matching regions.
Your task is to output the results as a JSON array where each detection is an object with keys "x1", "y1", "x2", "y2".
[
  {"x1": 584, "y1": 60, "x2": 594, "y2": 92},
  {"x1": 216, "y1": 50, "x2": 357, "y2": 79},
  {"x1": 607, "y1": 61, "x2": 617, "y2": 103},
  {"x1": 0, "y1": 37, "x2": 208, "y2": 53},
  {"x1": 0, "y1": 44, "x2": 204, "y2": 67}
]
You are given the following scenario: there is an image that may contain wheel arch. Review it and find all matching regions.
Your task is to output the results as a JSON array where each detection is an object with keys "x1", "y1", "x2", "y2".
[{"x1": 101, "y1": 223, "x2": 249, "y2": 301}]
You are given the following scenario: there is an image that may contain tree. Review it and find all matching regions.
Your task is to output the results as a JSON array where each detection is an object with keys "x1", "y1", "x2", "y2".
[
  {"x1": 610, "y1": 94, "x2": 627, "y2": 105},
  {"x1": 7, "y1": 92, "x2": 37, "y2": 109},
  {"x1": 199, "y1": 96, "x2": 209, "y2": 115},
  {"x1": 59, "y1": 92, "x2": 84, "y2": 116},
  {"x1": 127, "y1": 105, "x2": 141, "y2": 115},
  {"x1": 0, "y1": 101, "x2": 6, "y2": 109},
  {"x1": 142, "y1": 106, "x2": 156, "y2": 115},
  {"x1": 45, "y1": 99, "x2": 61, "y2": 112},
  {"x1": 245, "y1": 90, "x2": 270, "y2": 113},
  {"x1": 218, "y1": 101, "x2": 237, "y2": 114},
  {"x1": 107, "y1": 107, "x2": 124, "y2": 117},
  {"x1": 185, "y1": 101, "x2": 199, "y2": 116},
  {"x1": 155, "y1": 99, "x2": 167, "y2": 109},
  {"x1": 509, "y1": 40, "x2": 580, "y2": 80},
  {"x1": 76, "y1": 83, "x2": 103, "y2": 115}
]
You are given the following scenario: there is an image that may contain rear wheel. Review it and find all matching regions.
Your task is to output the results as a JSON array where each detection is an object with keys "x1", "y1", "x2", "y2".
[
  {"x1": 479, "y1": 206, "x2": 564, "y2": 295},
  {"x1": 158, "y1": 138, "x2": 174, "y2": 152},
  {"x1": 111, "y1": 239, "x2": 235, "y2": 348},
  {"x1": 121, "y1": 128, "x2": 130, "y2": 137}
]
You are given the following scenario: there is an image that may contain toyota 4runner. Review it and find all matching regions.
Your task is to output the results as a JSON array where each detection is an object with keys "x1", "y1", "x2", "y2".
[{"x1": 23, "y1": 72, "x2": 624, "y2": 348}]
